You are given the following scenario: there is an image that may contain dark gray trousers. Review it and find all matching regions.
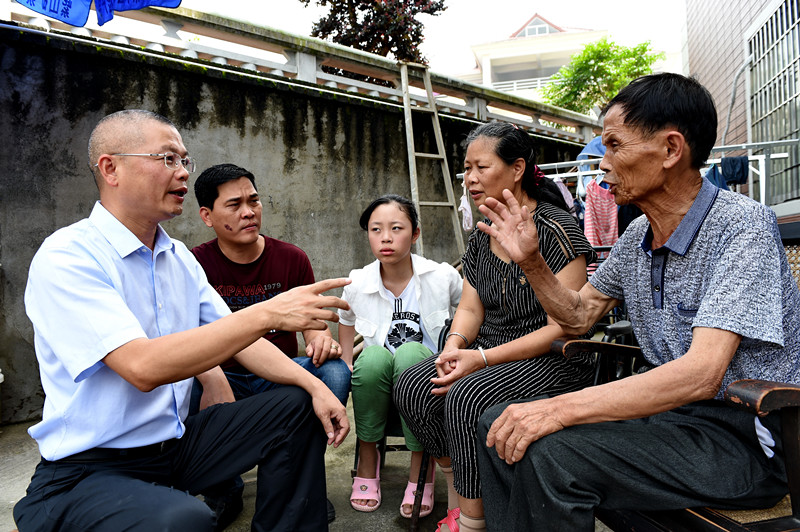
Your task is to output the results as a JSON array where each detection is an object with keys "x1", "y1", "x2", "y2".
[
  {"x1": 477, "y1": 399, "x2": 788, "y2": 532},
  {"x1": 14, "y1": 386, "x2": 327, "y2": 532}
]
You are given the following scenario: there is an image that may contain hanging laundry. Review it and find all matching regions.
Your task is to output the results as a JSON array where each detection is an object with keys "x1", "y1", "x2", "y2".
[
  {"x1": 458, "y1": 179, "x2": 474, "y2": 231},
  {"x1": 704, "y1": 165, "x2": 729, "y2": 190},
  {"x1": 576, "y1": 172, "x2": 587, "y2": 198},
  {"x1": 721, "y1": 156, "x2": 749, "y2": 185},
  {"x1": 553, "y1": 177, "x2": 575, "y2": 211},
  {"x1": 584, "y1": 179, "x2": 618, "y2": 248},
  {"x1": 573, "y1": 197, "x2": 585, "y2": 230}
]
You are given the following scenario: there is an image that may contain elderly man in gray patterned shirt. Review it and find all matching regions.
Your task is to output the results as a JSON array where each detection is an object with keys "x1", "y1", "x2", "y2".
[{"x1": 474, "y1": 73, "x2": 800, "y2": 531}]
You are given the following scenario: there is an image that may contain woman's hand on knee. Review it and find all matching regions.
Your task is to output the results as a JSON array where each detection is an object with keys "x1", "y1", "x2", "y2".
[{"x1": 430, "y1": 349, "x2": 483, "y2": 395}]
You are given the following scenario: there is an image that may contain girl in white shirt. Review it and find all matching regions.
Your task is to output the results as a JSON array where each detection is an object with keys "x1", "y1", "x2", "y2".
[{"x1": 339, "y1": 194, "x2": 462, "y2": 518}]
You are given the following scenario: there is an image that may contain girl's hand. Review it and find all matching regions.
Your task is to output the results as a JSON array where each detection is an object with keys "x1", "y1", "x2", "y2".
[{"x1": 431, "y1": 348, "x2": 485, "y2": 396}]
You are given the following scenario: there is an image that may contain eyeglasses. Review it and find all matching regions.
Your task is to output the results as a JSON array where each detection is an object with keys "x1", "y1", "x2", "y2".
[{"x1": 106, "y1": 152, "x2": 196, "y2": 173}]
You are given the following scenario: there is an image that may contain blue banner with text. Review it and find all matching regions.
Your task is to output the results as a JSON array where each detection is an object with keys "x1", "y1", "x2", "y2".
[{"x1": 20, "y1": 0, "x2": 181, "y2": 27}]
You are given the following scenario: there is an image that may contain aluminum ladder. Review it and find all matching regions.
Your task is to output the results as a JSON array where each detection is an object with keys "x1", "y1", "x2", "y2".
[{"x1": 399, "y1": 62, "x2": 465, "y2": 257}]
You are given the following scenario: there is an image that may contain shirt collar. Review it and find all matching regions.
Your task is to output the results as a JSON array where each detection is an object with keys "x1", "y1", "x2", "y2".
[
  {"x1": 411, "y1": 253, "x2": 437, "y2": 275},
  {"x1": 361, "y1": 254, "x2": 431, "y2": 294},
  {"x1": 362, "y1": 260, "x2": 384, "y2": 294},
  {"x1": 89, "y1": 201, "x2": 174, "y2": 258},
  {"x1": 640, "y1": 177, "x2": 718, "y2": 255}
]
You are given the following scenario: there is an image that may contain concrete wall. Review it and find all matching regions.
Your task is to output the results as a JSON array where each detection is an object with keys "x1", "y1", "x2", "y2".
[{"x1": 0, "y1": 25, "x2": 582, "y2": 424}]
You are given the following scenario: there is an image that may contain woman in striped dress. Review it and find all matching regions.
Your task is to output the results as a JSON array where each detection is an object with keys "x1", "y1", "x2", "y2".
[{"x1": 394, "y1": 122, "x2": 597, "y2": 532}]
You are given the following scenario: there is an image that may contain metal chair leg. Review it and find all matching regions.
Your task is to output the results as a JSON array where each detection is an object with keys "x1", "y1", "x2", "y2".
[{"x1": 409, "y1": 450, "x2": 430, "y2": 532}]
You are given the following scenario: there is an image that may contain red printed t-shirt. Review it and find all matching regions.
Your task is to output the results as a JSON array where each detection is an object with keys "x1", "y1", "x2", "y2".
[{"x1": 192, "y1": 235, "x2": 315, "y2": 370}]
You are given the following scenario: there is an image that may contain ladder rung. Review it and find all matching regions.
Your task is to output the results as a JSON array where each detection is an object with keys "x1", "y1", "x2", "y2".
[
  {"x1": 419, "y1": 201, "x2": 456, "y2": 207},
  {"x1": 400, "y1": 61, "x2": 465, "y2": 257}
]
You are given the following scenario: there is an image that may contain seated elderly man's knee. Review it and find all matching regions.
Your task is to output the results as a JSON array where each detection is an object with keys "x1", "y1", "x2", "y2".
[
  {"x1": 477, "y1": 398, "x2": 548, "y2": 436},
  {"x1": 477, "y1": 402, "x2": 508, "y2": 438}
]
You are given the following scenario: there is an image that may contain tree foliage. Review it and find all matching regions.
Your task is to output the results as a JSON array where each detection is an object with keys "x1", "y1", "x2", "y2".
[
  {"x1": 542, "y1": 38, "x2": 664, "y2": 114},
  {"x1": 298, "y1": 0, "x2": 446, "y2": 63}
]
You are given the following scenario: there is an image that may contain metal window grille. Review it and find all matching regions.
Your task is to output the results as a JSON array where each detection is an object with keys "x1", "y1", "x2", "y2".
[{"x1": 748, "y1": 0, "x2": 800, "y2": 204}]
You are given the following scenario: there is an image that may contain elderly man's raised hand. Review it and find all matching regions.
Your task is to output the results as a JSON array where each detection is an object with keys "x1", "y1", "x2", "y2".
[
  {"x1": 262, "y1": 278, "x2": 351, "y2": 333},
  {"x1": 477, "y1": 189, "x2": 541, "y2": 267}
]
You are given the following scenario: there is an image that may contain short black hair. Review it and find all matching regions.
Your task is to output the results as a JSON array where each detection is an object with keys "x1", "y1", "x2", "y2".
[
  {"x1": 194, "y1": 164, "x2": 257, "y2": 209},
  {"x1": 359, "y1": 194, "x2": 419, "y2": 233},
  {"x1": 603, "y1": 73, "x2": 718, "y2": 169}
]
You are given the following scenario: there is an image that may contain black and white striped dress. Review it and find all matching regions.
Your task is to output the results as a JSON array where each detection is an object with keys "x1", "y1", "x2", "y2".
[{"x1": 394, "y1": 201, "x2": 597, "y2": 499}]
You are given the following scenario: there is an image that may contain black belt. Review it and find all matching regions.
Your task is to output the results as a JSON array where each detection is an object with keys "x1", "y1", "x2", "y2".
[{"x1": 52, "y1": 440, "x2": 176, "y2": 463}]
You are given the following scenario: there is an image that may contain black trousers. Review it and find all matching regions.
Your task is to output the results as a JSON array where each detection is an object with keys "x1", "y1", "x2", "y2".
[
  {"x1": 477, "y1": 399, "x2": 788, "y2": 532},
  {"x1": 14, "y1": 386, "x2": 328, "y2": 532}
]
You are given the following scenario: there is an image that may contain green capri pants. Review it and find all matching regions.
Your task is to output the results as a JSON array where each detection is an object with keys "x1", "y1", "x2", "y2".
[{"x1": 351, "y1": 342, "x2": 431, "y2": 451}]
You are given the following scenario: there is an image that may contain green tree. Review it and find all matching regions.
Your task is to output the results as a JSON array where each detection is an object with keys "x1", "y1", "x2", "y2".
[
  {"x1": 543, "y1": 38, "x2": 664, "y2": 114},
  {"x1": 298, "y1": 0, "x2": 446, "y2": 63}
]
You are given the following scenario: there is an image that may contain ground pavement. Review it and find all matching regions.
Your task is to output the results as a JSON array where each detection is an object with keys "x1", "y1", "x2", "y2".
[{"x1": 1, "y1": 400, "x2": 612, "y2": 531}]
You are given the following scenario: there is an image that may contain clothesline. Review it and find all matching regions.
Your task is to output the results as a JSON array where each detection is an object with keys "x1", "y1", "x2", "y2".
[
  {"x1": 538, "y1": 151, "x2": 794, "y2": 205},
  {"x1": 705, "y1": 153, "x2": 788, "y2": 164},
  {"x1": 538, "y1": 154, "x2": 789, "y2": 183}
]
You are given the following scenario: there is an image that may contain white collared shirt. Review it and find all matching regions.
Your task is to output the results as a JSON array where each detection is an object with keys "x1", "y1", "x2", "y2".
[
  {"x1": 339, "y1": 254, "x2": 462, "y2": 348},
  {"x1": 25, "y1": 202, "x2": 230, "y2": 460}
]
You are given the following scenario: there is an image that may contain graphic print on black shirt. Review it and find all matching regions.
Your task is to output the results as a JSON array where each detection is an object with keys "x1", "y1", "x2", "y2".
[{"x1": 385, "y1": 297, "x2": 423, "y2": 350}]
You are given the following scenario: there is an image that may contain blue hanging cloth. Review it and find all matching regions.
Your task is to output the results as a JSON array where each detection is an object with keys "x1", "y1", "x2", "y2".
[
  {"x1": 721, "y1": 156, "x2": 749, "y2": 185},
  {"x1": 19, "y1": 0, "x2": 181, "y2": 27},
  {"x1": 705, "y1": 164, "x2": 729, "y2": 191}
]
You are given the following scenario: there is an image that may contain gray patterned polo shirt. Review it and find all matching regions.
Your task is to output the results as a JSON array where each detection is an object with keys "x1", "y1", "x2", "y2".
[{"x1": 590, "y1": 177, "x2": 800, "y2": 398}]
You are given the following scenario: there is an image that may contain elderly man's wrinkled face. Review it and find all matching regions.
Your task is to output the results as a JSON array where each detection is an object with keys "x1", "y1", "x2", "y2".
[{"x1": 599, "y1": 106, "x2": 667, "y2": 206}]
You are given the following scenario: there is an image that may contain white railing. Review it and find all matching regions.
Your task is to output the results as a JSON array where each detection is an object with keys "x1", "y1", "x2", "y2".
[
  {"x1": 709, "y1": 140, "x2": 800, "y2": 205},
  {"x1": 493, "y1": 76, "x2": 554, "y2": 93},
  {"x1": 2, "y1": 1, "x2": 599, "y2": 143}
]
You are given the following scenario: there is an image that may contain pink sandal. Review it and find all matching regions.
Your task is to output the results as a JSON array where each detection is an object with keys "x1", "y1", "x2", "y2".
[
  {"x1": 350, "y1": 455, "x2": 381, "y2": 512},
  {"x1": 399, "y1": 468, "x2": 435, "y2": 518},
  {"x1": 435, "y1": 507, "x2": 460, "y2": 532}
]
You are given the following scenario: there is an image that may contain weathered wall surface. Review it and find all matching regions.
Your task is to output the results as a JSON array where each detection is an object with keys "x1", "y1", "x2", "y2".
[{"x1": 0, "y1": 27, "x2": 581, "y2": 423}]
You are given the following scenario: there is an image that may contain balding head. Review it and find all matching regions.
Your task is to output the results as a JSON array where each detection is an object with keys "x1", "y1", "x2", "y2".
[{"x1": 88, "y1": 110, "x2": 176, "y2": 185}]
